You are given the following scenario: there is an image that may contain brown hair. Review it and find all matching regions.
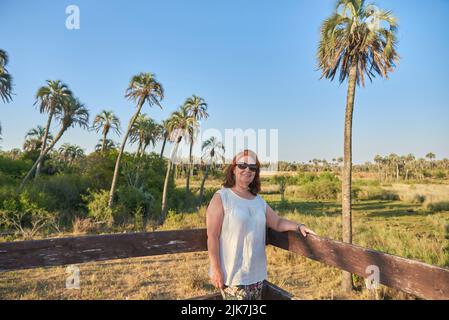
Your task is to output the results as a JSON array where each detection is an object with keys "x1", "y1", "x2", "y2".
[{"x1": 223, "y1": 149, "x2": 261, "y2": 195}]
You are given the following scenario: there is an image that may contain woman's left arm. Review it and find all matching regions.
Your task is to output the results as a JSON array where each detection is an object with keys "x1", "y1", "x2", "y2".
[{"x1": 266, "y1": 204, "x2": 317, "y2": 238}]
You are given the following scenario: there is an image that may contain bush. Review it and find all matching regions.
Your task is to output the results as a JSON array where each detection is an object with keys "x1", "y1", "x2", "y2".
[
  {"x1": 301, "y1": 179, "x2": 341, "y2": 200},
  {"x1": 79, "y1": 152, "x2": 116, "y2": 190},
  {"x1": 411, "y1": 194, "x2": 426, "y2": 204},
  {"x1": 434, "y1": 170, "x2": 447, "y2": 179},
  {"x1": 294, "y1": 172, "x2": 341, "y2": 200},
  {"x1": 271, "y1": 175, "x2": 294, "y2": 201},
  {"x1": 426, "y1": 201, "x2": 449, "y2": 213},
  {"x1": 355, "y1": 187, "x2": 400, "y2": 201},
  {"x1": 117, "y1": 153, "x2": 168, "y2": 217},
  {"x1": 26, "y1": 173, "x2": 90, "y2": 212},
  {"x1": 0, "y1": 155, "x2": 32, "y2": 179},
  {"x1": 82, "y1": 189, "x2": 114, "y2": 226},
  {"x1": 72, "y1": 217, "x2": 97, "y2": 235},
  {"x1": 116, "y1": 185, "x2": 154, "y2": 219},
  {"x1": 0, "y1": 193, "x2": 56, "y2": 239},
  {"x1": 353, "y1": 179, "x2": 380, "y2": 187}
]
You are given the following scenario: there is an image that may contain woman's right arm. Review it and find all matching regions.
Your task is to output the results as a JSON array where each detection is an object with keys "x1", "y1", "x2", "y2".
[{"x1": 206, "y1": 192, "x2": 225, "y2": 289}]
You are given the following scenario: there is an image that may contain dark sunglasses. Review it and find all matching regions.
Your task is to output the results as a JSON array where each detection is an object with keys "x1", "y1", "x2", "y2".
[{"x1": 236, "y1": 163, "x2": 258, "y2": 172}]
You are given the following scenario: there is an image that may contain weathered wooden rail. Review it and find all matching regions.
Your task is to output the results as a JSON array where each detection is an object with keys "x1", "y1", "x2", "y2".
[{"x1": 0, "y1": 228, "x2": 448, "y2": 300}]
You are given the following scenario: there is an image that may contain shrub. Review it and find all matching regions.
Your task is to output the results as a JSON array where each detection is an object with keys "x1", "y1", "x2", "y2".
[
  {"x1": 79, "y1": 152, "x2": 116, "y2": 190},
  {"x1": 426, "y1": 201, "x2": 449, "y2": 213},
  {"x1": 0, "y1": 155, "x2": 32, "y2": 179},
  {"x1": 28, "y1": 174, "x2": 90, "y2": 212},
  {"x1": 72, "y1": 217, "x2": 97, "y2": 235},
  {"x1": 0, "y1": 194, "x2": 56, "y2": 239},
  {"x1": 82, "y1": 190, "x2": 114, "y2": 226},
  {"x1": 353, "y1": 179, "x2": 380, "y2": 187},
  {"x1": 356, "y1": 187, "x2": 400, "y2": 201},
  {"x1": 271, "y1": 175, "x2": 289, "y2": 201},
  {"x1": 116, "y1": 185, "x2": 154, "y2": 219},
  {"x1": 301, "y1": 179, "x2": 341, "y2": 200},
  {"x1": 294, "y1": 172, "x2": 341, "y2": 200},
  {"x1": 411, "y1": 194, "x2": 426, "y2": 204},
  {"x1": 434, "y1": 170, "x2": 447, "y2": 179}
]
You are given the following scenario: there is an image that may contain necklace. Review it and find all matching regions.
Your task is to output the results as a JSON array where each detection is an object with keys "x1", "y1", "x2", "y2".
[{"x1": 232, "y1": 187, "x2": 253, "y2": 200}]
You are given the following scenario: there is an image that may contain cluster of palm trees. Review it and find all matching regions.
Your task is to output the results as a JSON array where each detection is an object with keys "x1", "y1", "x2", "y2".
[
  {"x1": 23, "y1": 127, "x2": 85, "y2": 166},
  {"x1": 92, "y1": 110, "x2": 121, "y2": 153},
  {"x1": 270, "y1": 154, "x2": 449, "y2": 182},
  {"x1": 2, "y1": 69, "x2": 219, "y2": 225},
  {"x1": 1, "y1": 57, "x2": 222, "y2": 225},
  {"x1": 371, "y1": 153, "x2": 447, "y2": 181},
  {"x1": 57, "y1": 143, "x2": 85, "y2": 166},
  {"x1": 23, "y1": 126, "x2": 52, "y2": 152},
  {"x1": 19, "y1": 81, "x2": 89, "y2": 188}
]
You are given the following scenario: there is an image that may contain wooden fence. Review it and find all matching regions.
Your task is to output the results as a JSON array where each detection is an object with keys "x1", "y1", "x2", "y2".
[{"x1": 0, "y1": 228, "x2": 448, "y2": 300}]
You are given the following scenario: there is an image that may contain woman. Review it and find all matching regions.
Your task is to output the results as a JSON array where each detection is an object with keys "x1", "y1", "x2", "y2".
[{"x1": 206, "y1": 149, "x2": 317, "y2": 300}]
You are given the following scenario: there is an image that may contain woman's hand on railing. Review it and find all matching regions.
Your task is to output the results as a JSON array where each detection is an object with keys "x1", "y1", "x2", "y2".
[{"x1": 298, "y1": 224, "x2": 317, "y2": 238}]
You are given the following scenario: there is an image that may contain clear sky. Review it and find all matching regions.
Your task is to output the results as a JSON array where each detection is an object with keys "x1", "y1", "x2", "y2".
[{"x1": 1, "y1": 0, "x2": 448, "y2": 164}]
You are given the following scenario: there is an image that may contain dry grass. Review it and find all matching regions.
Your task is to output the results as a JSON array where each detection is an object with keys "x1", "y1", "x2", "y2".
[
  {"x1": 385, "y1": 183, "x2": 449, "y2": 204},
  {"x1": 1, "y1": 179, "x2": 448, "y2": 300}
]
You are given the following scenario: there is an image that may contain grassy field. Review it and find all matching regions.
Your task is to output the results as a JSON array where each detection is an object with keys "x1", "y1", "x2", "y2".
[{"x1": 1, "y1": 178, "x2": 448, "y2": 300}]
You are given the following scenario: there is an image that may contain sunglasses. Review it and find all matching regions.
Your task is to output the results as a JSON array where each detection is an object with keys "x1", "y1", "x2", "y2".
[{"x1": 236, "y1": 162, "x2": 258, "y2": 172}]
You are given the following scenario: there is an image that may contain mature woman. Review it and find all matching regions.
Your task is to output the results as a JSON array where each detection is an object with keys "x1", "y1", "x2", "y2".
[{"x1": 206, "y1": 149, "x2": 317, "y2": 300}]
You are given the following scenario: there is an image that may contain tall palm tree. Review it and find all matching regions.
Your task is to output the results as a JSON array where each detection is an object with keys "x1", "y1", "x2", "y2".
[
  {"x1": 318, "y1": 0, "x2": 399, "y2": 292},
  {"x1": 34, "y1": 80, "x2": 73, "y2": 179},
  {"x1": 140, "y1": 121, "x2": 162, "y2": 156},
  {"x1": 108, "y1": 73, "x2": 164, "y2": 207},
  {"x1": 23, "y1": 125, "x2": 54, "y2": 152},
  {"x1": 0, "y1": 49, "x2": 13, "y2": 103},
  {"x1": 21, "y1": 96, "x2": 89, "y2": 188},
  {"x1": 95, "y1": 138, "x2": 117, "y2": 152},
  {"x1": 404, "y1": 153, "x2": 415, "y2": 180},
  {"x1": 183, "y1": 95, "x2": 209, "y2": 203},
  {"x1": 197, "y1": 137, "x2": 225, "y2": 207},
  {"x1": 159, "y1": 119, "x2": 171, "y2": 158},
  {"x1": 129, "y1": 114, "x2": 161, "y2": 157},
  {"x1": 426, "y1": 152, "x2": 436, "y2": 169},
  {"x1": 58, "y1": 143, "x2": 85, "y2": 165},
  {"x1": 92, "y1": 110, "x2": 121, "y2": 153},
  {"x1": 160, "y1": 105, "x2": 197, "y2": 224}
]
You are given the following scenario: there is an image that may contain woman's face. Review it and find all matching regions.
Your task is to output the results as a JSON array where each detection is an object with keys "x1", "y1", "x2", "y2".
[{"x1": 233, "y1": 155, "x2": 257, "y2": 186}]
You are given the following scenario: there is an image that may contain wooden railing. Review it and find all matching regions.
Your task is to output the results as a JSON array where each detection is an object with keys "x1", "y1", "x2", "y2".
[{"x1": 0, "y1": 228, "x2": 448, "y2": 300}]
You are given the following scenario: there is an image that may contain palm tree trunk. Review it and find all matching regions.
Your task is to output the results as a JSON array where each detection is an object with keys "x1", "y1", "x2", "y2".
[
  {"x1": 341, "y1": 62, "x2": 357, "y2": 293},
  {"x1": 21, "y1": 125, "x2": 66, "y2": 189},
  {"x1": 141, "y1": 142, "x2": 148, "y2": 157},
  {"x1": 108, "y1": 99, "x2": 145, "y2": 207},
  {"x1": 160, "y1": 135, "x2": 167, "y2": 158},
  {"x1": 136, "y1": 139, "x2": 142, "y2": 158},
  {"x1": 197, "y1": 164, "x2": 210, "y2": 207},
  {"x1": 101, "y1": 129, "x2": 108, "y2": 153},
  {"x1": 185, "y1": 138, "x2": 194, "y2": 206},
  {"x1": 35, "y1": 112, "x2": 53, "y2": 179},
  {"x1": 160, "y1": 136, "x2": 181, "y2": 225}
]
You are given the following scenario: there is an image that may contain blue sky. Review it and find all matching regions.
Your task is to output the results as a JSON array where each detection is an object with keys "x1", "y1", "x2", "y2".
[{"x1": 1, "y1": 0, "x2": 448, "y2": 163}]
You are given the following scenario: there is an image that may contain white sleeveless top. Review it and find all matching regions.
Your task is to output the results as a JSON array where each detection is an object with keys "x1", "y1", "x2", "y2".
[{"x1": 209, "y1": 187, "x2": 268, "y2": 286}]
